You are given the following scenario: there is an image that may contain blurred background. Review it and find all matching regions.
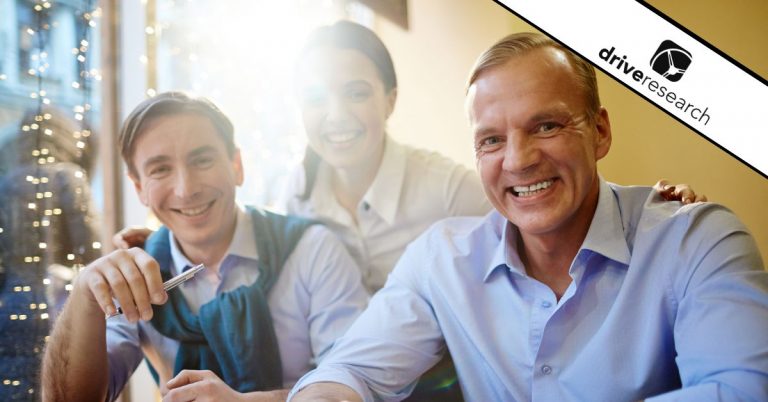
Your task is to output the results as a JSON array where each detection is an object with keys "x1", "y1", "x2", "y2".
[{"x1": 0, "y1": 0, "x2": 765, "y2": 401}]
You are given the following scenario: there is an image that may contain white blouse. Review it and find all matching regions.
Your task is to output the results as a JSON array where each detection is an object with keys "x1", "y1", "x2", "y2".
[{"x1": 281, "y1": 137, "x2": 491, "y2": 293}]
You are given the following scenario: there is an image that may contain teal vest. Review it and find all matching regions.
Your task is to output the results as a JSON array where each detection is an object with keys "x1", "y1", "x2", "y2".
[{"x1": 145, "y1": 206, "x2": 315, "y2": 392}]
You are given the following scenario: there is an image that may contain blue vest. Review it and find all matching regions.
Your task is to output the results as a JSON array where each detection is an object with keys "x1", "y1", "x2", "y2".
[{"x1": 145, "y1": 206, "x2": 315, "y2": 392}]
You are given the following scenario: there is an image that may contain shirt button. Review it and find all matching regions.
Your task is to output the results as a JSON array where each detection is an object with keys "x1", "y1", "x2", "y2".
[
  {"x1": 541, "y1": 365, "x2": 552, "y2": 375},
  {"x1": 541, "y1": 300, "x2": 552, "y2": 308},
  {"x1": 362, "y1": 202, "x2": 370, "y2": 211}
]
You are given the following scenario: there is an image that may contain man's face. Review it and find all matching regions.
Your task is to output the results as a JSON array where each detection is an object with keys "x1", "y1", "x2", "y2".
[
  {"x1": 129, "y1": 112, "x2": 243, "y2": 253},
  {"x1": 467, "y1": 47, "x2": 611, "y2": 240}
]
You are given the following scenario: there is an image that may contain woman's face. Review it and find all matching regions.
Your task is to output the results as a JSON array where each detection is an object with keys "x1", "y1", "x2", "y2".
[{"x1": 297, "y1": 47, "x2": 396, "y2": 171}]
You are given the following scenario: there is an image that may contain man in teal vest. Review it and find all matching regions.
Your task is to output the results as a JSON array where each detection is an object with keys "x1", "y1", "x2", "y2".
[{"x1": 42, "y1": 92, "x2": 369, "y2": 401}]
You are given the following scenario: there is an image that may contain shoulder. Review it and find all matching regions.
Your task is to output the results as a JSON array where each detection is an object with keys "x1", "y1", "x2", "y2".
[
  {"x1": 609, "y1": 182, "x2": 748, "y2": 238},
  {"x1": 609, "y1": 183, "x2": 763, "y2": 279},
  {"x1": 277, "y1": 163, "x2": 309, "y2": 215},
  {"x1": 396, "y1": 212, "x2": 501, "y2": 274},
  {"x1": 400, "y1": 142, "x2": 475, "y2": 178}
]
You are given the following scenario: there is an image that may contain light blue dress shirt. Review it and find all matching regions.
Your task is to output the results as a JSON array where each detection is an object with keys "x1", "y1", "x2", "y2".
[
  {"x1": 289, "y1": 180, "x2": 768, "y2": 402},
  {"x1": 105, "y1": 207, "x2": 369, "y2": 401}
]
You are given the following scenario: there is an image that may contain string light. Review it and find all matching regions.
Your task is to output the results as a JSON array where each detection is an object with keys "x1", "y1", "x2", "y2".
[{"x1": 0, "y1": 0, "x2": 101, "y2": 396}]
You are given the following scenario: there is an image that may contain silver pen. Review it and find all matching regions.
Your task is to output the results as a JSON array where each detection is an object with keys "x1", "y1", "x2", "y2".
[{"x1": 105, "y1": 263, "x2": 205, "y2": 319}]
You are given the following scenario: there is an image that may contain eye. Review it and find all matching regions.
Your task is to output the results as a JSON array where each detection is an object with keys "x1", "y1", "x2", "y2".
[
  {"x1": 345, "y1": 87, "x2": 371, "y2": 102},
  {"x1": 475, "y1": 135, "x2": 505, "y2": 153},
  {"x1": 301, "y1": 89, "x2": 327, "y2": 107},
  {"x1": 535, "y1": 121, "x2": 563, "y2": 136},
  {"x1": 148, "y1": 165, "x2": 171, "y2": 179},
  {"x1": 192, "y1": 155, "x2": 215, "y2": 169}
]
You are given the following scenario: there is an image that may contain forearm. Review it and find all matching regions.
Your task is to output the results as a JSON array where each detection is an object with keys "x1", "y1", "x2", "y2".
[
  {"x1": 42, "y1": 290, "x2": 110, "y2": 402},
  {"x1": 291, "y1": 382, "x2": 363, "y2": 402},
  {"x1": 242, "y1": 388, "x2": 291, "y2": 401}
]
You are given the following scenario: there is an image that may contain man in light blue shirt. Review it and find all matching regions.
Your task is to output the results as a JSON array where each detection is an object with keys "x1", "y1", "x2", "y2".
[
  {"x1": 42, "y1": 92, "x2": 369, "y2": 402},
  {"x1": 289, "y1": 32, "x2": 768, "y2": 402}
]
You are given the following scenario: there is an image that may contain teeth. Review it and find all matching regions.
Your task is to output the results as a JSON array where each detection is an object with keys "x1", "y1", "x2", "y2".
[
  {"x1": 325, "y1": 131, "x2": 358, "y2": 143},
  {"x1": 178, "y1": 204, "x2": 210, "y2": 216},
  {"x1": 513, "y1": 180, "x2": 553, "y2": 197}
]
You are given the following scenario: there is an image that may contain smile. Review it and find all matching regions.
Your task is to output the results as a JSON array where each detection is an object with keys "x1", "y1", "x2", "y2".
[
  {"x1": 511, "y1": 179, "x2": 554, "y2": 197},
  {"x1": 172, "y1": 201, "x2": 214, "y2": 217},
  {"x1": 324, "y1": 130, "x2": 361, "y2": 144}
]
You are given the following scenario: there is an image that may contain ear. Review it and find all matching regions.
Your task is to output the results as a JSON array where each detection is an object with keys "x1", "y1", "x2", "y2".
[
  {"x1": 385, "y1": 87, "x2": 398, "y2": 119},
  {"x1": 232, "y1": 148, "x2": 245, "y2": 186},
  {"x1": 593, "y1": 107, "x2": 612, "y2": 161},
  {"x1": 128, "y1": 172, "x2": 149, "y2": 206}
]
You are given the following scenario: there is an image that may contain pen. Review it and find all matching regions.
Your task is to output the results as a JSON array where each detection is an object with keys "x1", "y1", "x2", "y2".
[{"x1": 105, "y1": 263, "x2": 205, "y2": 319}]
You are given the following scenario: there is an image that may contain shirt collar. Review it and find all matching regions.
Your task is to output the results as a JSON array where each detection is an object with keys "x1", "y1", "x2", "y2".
[
  {"x1": 483, "y1": 211, "x2": 523, "y2": 281},
  {"x1": 309, "y1": 136, "x2": 406, "y2": 225},
  {"x1": 580, "y1": 178, "x2": 631, "y2": 266},
  {"x1": 482, "y1": 177, "x2": 630, "y2": 282},
  {"x1": 168, "y1": 204, "x2": 258, "y2": 275},
  {"x1": 362, "y1": 137, "x2": 407, "y2": 225}
]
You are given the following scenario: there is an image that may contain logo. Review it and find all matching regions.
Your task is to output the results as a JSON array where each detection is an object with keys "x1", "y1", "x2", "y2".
[
  {"x1": 649, "y1": 40, "x2": 692, "y2": 82},
  {"x1": 598, "y1": 44, "x2": 710, "y2": 126}
]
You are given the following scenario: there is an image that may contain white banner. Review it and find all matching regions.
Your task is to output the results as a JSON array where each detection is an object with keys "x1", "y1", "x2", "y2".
[{"x1": 498, "y1": 0, "x2": 767, "y2": 178}]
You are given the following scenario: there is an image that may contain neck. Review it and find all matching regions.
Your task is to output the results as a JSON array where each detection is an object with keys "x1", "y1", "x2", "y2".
[
  {"x1": 518, "y1": 180, "x2": 601, "y2": 299},
  {"x1": 175, "y1": 211, "x2": 238, "y2": 273},
  {"x1": 331, "y1": 142, "x2": 386, "y2": 216}
]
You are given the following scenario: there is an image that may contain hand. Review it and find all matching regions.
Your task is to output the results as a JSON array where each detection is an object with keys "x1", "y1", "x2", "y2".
[
  {"x1": 163, "y1": 370, "x2": 246, "y2": 402},
  {"x1": 74, "y1": 248, "x2": 167, "y2": 322},
  {"x1": 112, "y1": 226, "x2": 154, "y2": 249},
  {"x1": 653, "y1": 180, "x2": 707, "y2": 204}
]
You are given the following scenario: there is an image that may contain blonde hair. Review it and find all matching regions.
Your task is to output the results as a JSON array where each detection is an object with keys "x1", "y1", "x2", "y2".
[{"x1": 467, "y1": 32, "x2": 601, "y2": 122}]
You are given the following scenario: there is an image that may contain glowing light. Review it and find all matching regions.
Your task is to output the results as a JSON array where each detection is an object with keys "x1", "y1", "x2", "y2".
[{"x1": 92, "y1": 241, "x2": 102, "y2": 249}]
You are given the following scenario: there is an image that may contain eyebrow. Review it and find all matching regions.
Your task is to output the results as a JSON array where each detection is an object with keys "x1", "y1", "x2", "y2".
[
  {"x1": 142, "y1": 155, "x2": 170, "y2": 172},
  {"x1": 187, "y1": 145, "x2": 217, "y2": 159},
  {"x1": 140, "y1": 145, "x2": 218, "y2": 172}
]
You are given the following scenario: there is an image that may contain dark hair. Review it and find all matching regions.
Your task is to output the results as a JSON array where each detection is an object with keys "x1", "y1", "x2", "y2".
[
  {"x1": 118, "y1": 91, "x2": 235, "y2": 177},
  {"x1": 297, "y1": 20, "x2": 397, "y2": 200},
  {"x1": 467, "y1": 32, "x2": 601, "y2": 123}
]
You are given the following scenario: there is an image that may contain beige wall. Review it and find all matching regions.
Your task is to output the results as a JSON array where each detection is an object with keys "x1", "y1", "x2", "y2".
[{"x1": 375, "y1": 0, "x2": 768, "y2": 264}]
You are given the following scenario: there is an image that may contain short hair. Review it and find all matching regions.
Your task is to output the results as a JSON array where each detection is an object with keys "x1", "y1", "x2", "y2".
[
  {"x1": 298, "y1": 20, "x2": 397, "y2": 93},
  {"x1": 118, "y1": 91, "x2": 235, "y2": 177},
  {"x1": 467, "y1": 32, "x2": 601, "y2": 122}
]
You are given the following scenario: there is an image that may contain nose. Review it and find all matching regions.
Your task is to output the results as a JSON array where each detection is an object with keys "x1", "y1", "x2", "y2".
[
  {"x1": 501, "y1": 133, "x2": 540, "y2": 173},
  {"x1": 326, "y1": 95, "x2": 349, "y2": 122},
  {"x1": 173, "y1": 167, "x2": 201, "y2": 199}
]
